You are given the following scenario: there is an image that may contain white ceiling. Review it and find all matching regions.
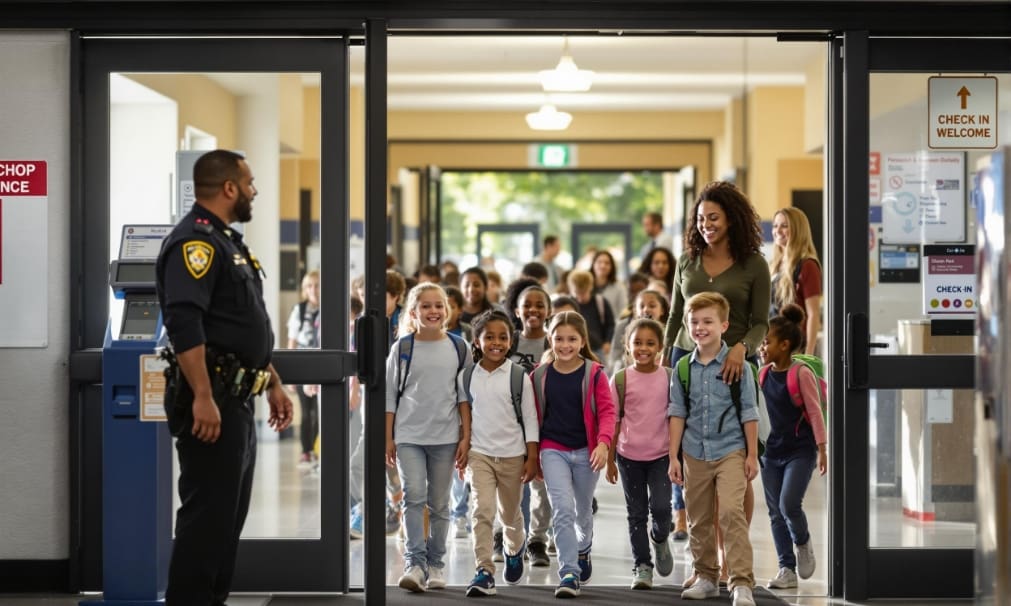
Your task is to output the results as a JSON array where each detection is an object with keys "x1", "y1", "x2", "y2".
[
  {"x1": 357, "y1": 35, "x2": 826, "y2": 111},
  {"x1": 203, "y1": 35, "x2": 825, "y2": 112}
]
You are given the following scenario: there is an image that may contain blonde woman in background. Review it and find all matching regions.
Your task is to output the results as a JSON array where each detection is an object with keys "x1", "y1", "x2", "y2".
[
  {"x1": 287, "y1": 270, "x2": 321, "y2": 467},
  {"x1": 769, "y1": 207, "x2": 822, "y2": 356}
]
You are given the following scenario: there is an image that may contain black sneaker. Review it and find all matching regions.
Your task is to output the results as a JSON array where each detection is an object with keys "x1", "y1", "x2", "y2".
[
  {"x1": 466, "y1": 567, "x2": 496, "y2": 597},
  {"x1": 577, "y1": 550, "x2": 592, "y2": 583},
  {"x1": 527, "y1": 540, "x2": 550, "y2": 567},
  {"x1": 554, "y1": 573, "x2": 580, "y2": 598},
  {"x1": 492, "y1": 530, "x2": 504, "y2": 563},
  {"x1": 504, "y1": 546, "x2": 525, "y2": 585},
  {"x1": 591, "y1": 497, "x2": 598, "y2": 515}
]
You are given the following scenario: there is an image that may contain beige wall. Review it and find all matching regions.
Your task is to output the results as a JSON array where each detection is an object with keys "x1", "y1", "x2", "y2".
[
  {"x1": 777, "y1": 157, "x2": 824, "y2": 209},
  {"x1": 126, "y1": 74, "x2": 237, "y2": 149},
  {"x1": 805, "y1": 54, "x2": 828, "y2": 154},
  {"x1": 747, "y1": 85, "x2": 813, "y2": 218},
  {"x1": 279, "y1": 74, "x2": 304, "y2": 154}
]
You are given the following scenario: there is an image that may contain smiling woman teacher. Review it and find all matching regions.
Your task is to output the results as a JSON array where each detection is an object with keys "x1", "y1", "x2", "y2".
[{"x1": 662, "y1": 181, "x2": 770, "y2": 381}]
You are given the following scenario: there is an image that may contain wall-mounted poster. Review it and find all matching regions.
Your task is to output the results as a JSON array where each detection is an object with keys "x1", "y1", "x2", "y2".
[{"x1": 881, "y1": 151, "x2": 965, "y2": 244}]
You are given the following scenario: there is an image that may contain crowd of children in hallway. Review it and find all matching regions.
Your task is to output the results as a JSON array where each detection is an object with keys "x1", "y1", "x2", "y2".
[{"x1": 288, "y1": 181, "x2": 827, "y2": 605}]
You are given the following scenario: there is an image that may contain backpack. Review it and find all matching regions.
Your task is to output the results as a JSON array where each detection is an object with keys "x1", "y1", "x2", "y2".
[
  {"x1": 758, "y1": 353, "x2": 828, "y2": 434},
  {"x1": 394, "y1": 332, "x2": 468, "y2": 410},
  {"x1": 462, "y1": 361, "x2": 529, "y2": 441},
  {"x1": 507, "y1": 330, "x2": 550, "y2": 372},
  {"x1": 531, "y1": 360, "x2": 605, "y2": 421},
  {"x1": 613, "y1": 366, "x2": 674, "y2": 420},
  {"x1": 675, "y1": 354, "x2": 771, "y2": 455}
]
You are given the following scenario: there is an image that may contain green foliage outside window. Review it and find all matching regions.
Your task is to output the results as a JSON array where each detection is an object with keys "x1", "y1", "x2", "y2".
[{"x1": 440, "y1": 171, "x2": 664, "y2": 276}]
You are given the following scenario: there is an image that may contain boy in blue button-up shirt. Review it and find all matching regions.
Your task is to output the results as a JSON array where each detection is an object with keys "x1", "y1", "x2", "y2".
[{"x1": 667, "y1": 292, "x2": 758, "y2": 606}]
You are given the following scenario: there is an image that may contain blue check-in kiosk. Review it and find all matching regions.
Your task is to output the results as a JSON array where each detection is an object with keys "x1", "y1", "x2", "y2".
[{"x1": 84, "y1": 226, "x2": 173, "y2": 605}]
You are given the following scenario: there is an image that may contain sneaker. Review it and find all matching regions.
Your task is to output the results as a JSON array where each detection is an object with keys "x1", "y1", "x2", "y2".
[
  {"x1": 297, "y1": 452, "x2": 313, "y2": 468},
  {"x1": 577, "y1": 550, "x2": 592, "y2": 583},
  {"x1": 796, "y1": 540, "x2": 816, "y2": 579},
  {"x1": 398, "y1": 566, "x2": 427, "y2": 593},
  {"x1": 767, "y1": 567, "x2": 798, "y2": 589},
  {"x1": 732, "y1": 585, "x2": 756, "y2": 606},
  {"x1": 492, "y1": 530, "x2": 504, "y2": 563},
  {"x1": 631, "y1": 564, "x2": 653, "y2": 590},
  {"x1": 504, "y1": 547, "x2": 525, "y2": 585},
  {"x1": 349, "y1": 505, "x2": 363, "y2": 540},
  {"x1": 652, "y1": 534, "x2": 673, "y2": 577},
  {"x1": 591, "y1": 496, "x2": 598, "y2": 514},
  {"x1": 427, "y1": 567, "x2": 447, "y2": 590},
  {"x1": 385, "y1": 503, "x2": 402, "y2": 536},
  {"x1": 466, "y1": 568, "x2": 496, "y2": 597},
  {"x1": 554, "y1": 573, "x2": 580, "y2": 598},
  {"x1": 546, "y1": 538, "x2": 557, "y2": 555},
  {"x1": 681, "y1": 577, "x2": 719, "y2": 600},
  {"x1": 454, "y1": 516, "x2": 470, "y2": 539},
  {"x1": 527, "y1": 541, "x2": 550, "y2": 567}
]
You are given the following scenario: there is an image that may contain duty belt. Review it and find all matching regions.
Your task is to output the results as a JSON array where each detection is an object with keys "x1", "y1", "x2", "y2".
[{"x1": 230, "y1": 366, "x2": 271, "y2": 399}]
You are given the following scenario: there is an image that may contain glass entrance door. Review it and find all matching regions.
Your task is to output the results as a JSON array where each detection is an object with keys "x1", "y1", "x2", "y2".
[
  {"x1": 77, "y1": 36, "x2": 355, "y2": 592},
  {"x1": 837, "y1": 33, "x2": 1011, "y2": 599}
]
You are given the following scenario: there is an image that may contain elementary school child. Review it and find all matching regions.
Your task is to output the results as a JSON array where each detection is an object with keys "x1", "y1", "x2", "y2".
[
  {"x1": 758, "y1": 304, "x2": 827, "y2": 589},
  {"x1": 510, "y1": 284, "x2": 554, "y2": 567},
  {"x1": 605, "y1": 318, "x2": 674, "y2": 590},
  {"x1": 668, "y1": 292, "x2": 759, "y2": 606},
  {"x1": 462, "y1": 310, "x2": 540, "y2": 597},
  {"x1": 387, "y1": 283, "x2": 473, "y2": 593},
  {"x1": 533, "y1": 311, "x2": 616, "y2": 598}
]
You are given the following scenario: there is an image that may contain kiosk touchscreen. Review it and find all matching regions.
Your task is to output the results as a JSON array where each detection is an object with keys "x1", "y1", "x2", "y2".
[{"x1": 83, "y1": 225, "x2": 173, "y2": 606}]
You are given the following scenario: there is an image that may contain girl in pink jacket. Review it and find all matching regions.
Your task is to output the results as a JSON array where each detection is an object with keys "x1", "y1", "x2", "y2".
[{"x1": 531, "y1": 311, "x2": 616, "y2": 598}]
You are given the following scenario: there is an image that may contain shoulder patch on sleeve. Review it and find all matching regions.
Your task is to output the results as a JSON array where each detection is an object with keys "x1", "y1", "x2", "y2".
[{"x1": 182, "y1": 240, "x2": 214, "y2": 279}]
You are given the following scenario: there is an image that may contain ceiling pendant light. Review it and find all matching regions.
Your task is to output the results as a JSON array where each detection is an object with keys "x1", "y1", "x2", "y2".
[
  {"x1": 525, "y1": 103, "x2": 573, "y2": 131},
  {"x1": 538, "y1": 36, "x2": 594, "y2": 93}
]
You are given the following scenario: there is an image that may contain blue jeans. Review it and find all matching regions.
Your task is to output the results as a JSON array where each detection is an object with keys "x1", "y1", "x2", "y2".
[
  {"x1": 540, "y1": 447, "x2": 599, "y2": 579},
  {"x1": 397, "y1": 442, "x2": 457, "y2": 571},
  {"x1": 617, "y1": 453, "x2": 672, "y2": 568},
  {"x1": 451, "y1": 473, "x2": 470, "y2": 524},
  {"x1": 761, "y1": 450, "x2": 817, "y2": 570}
]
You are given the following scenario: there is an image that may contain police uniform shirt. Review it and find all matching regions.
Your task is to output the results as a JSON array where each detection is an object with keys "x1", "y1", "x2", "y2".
[{"x1": 156, "y1": 203, "x2": 274, "y2": 370}]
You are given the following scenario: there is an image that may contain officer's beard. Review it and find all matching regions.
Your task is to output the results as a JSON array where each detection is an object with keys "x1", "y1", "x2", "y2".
[{"x1": 234, "y1": 189, "x2": 254, "y2": 223}]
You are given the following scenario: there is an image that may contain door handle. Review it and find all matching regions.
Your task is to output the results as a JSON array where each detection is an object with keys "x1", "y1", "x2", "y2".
[
  {"x1": 846, "y1": 312, "x2": 870, "y2": 389},
  {"x1": 354, "y1": 313, "x2": 388, "y2": 389}
]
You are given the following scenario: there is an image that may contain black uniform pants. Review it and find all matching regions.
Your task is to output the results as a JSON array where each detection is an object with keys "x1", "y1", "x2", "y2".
[{"x1": 166, "y1": 399, "x2": 256, "y2": 606}]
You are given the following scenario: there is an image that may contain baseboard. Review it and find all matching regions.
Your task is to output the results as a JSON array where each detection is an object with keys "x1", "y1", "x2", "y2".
[{"x1": 0, "y1": 559, "x2": 69, "y2": 592}]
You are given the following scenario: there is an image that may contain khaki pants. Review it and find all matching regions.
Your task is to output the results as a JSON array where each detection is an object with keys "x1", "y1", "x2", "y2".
[
  {"x1": 683, "y1": 449, "x2": 754, "y2": 591},
  {"x1": 469, "y1": 452, "x2": 527, "y2": 574}
]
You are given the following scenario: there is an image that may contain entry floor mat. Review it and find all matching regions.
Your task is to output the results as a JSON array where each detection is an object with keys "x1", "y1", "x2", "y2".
[{"x1": 267, "y1": 585, "x2": 791, "y2": 605}]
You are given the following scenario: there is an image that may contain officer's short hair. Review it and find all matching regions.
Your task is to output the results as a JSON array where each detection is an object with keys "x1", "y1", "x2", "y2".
[{"x1": 194, "y1": 150, "x2": 245, "y2": 199}]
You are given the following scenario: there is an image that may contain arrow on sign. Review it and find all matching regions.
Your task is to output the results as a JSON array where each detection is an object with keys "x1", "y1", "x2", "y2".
[{"x1": 957, "y1": 86, "x2": 971, "y2": 110}]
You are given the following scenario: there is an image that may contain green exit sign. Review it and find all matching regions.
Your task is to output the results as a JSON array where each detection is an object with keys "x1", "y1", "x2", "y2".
[{"x1": 532, "y1": 144, "x2": 575, "y2": 168}]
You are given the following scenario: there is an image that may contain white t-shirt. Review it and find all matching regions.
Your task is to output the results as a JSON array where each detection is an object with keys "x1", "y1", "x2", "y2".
[{"x1": 385, "y1": 336, "x2": 471, "y2": 445}]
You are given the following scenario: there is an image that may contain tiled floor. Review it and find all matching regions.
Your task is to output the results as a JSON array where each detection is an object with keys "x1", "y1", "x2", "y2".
[{"x1": 3, "y1": 438, "x2": 977, "y2": 605}]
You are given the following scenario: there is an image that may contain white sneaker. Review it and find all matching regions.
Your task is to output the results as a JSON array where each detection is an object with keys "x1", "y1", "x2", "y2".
[
  {"x1": 397, "y1": 566, "x2": 427, "y2": 593},
  {"x1": 454, "y1": 517, "x2": 469, "y2": 539},
  {"x1": 732, "y1": 585, "x2": 756, "y2": 606},
  {"x1": 767, "y1": 566, "x2": 798, "y2": 588},
  {"x1": 681, "y1": 577, "x2": 719, "y2": 599},
  {"x1": 796, "y1": 540, "x2": 816, "y2": 579},
  {"x1": 427, "y1": 566, "x2": 447, "y2": 589}
]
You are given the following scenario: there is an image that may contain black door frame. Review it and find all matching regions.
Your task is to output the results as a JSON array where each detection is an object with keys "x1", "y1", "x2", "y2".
[
  {"x1": 72, "y1": 35, "x2": 355, "y2": 593},
  {"x1": 838, "y1": 33, "x2": 1011, "y2": 600}
]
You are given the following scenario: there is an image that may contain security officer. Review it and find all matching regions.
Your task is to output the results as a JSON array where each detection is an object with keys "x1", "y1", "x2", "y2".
[{"x1": 156, "y1": 149, "x2": 293, "y2": 606}]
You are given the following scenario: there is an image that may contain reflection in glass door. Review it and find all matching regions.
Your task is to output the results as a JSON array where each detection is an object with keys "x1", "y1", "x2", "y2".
[
  {"x1": 82, "y1": 37, "x2": 352, "y2": 593},
  {"x1": 839, "y1": 34, "x2": 1011, "y2": 599}
]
